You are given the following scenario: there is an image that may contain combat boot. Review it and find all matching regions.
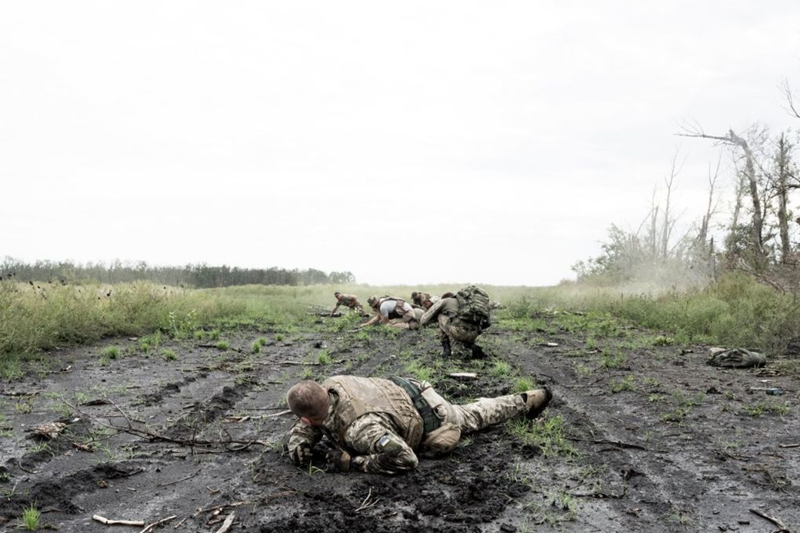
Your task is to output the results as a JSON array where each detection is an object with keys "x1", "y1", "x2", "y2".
[
  {"x1": 441, "y1": 338, "x2": 452, "y2": 357},
  {"x1": 471, "y1": 345, "x2": 486, "y2": 359},
  {"x1": 522, "y1": 387, "x2": 552, "y2": 420}
]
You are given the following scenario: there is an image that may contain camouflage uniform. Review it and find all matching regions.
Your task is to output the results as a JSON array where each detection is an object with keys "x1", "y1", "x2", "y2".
[
  {"x1": 287, "y1": 376, "x2": 528, "y2": 475},
  {"x1": 420, "y1": 297, "x2": 480, "y2": 354},
  {"x1": 332, "y1": 293, "x2": 364, "y2": 314}
]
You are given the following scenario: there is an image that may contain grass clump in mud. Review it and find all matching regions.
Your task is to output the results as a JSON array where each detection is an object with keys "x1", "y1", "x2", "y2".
[
  {"x1": 512, "y1": 376, "x2": 537, "y2": 393},
  {"x1": 743, "y1": 401, "x2": 791, "y2": 417},
  {"x1": 101, "y1": 346, "x2": 120, "y2": 360},
  {"x1": 21, "y1": 504, "x2": 41, "y2": 530},
  {"x1": 507, "y1": 415, "x2": 577, "y2": 458},
  {"x1": 609, "y1": 375, "x2": 636, "y2": 393}
]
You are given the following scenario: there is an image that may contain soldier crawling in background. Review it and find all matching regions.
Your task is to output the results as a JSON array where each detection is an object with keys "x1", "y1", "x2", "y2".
[
  {"x1": 420, "y1": 286, "x2": 492, "y2": 358},
  {"x1": 330, "y1": 292, "x2": 365, "y2": 316},
  {"x1": 286, "y1": 375, "x2": 552, "y2": 474},
  {"x1": 359, "y1": 295, "x2": 422, "y2": 330},
  {"x1": 410, "y1": 291, "x2": 439, "y2": 310}
]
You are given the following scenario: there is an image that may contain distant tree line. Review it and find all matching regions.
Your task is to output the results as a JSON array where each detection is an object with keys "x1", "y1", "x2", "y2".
[{"x1": 0, "y1": 258, "x2": 356, "y2": 288}]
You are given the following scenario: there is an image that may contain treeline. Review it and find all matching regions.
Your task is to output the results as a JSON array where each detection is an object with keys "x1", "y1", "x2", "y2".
[{"x1": 0, "y1": 258, "x2": 356, "y2": 288}]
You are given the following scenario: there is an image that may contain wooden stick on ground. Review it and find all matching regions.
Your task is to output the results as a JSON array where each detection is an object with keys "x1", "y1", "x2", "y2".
[
  {"x1": 92, "y1": 515, "x2": 146, "y2": 526},
  {"x1": 157, "y1": 469, "x2": 201, "y2": 488},
  {"x1": 139, "y1": 515, "x2": 177, "y2": 533},
  {"x1": 749, "y1": 508, "x2": 790, "y2": 532},
  {"x1": 215, "y1": 513, "x2": 235, "y2": 533},
  {"x1": 779, "y1": 443, "x2": 800, "y2": 449}
]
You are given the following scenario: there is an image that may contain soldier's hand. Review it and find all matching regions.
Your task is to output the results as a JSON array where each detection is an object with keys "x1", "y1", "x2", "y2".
[
  {"x1": 290, "y1": 442, "x2": 313, "y2": 467},
  {"x1": 325, "y1": 450, "x2": 352, "y2": 473}
]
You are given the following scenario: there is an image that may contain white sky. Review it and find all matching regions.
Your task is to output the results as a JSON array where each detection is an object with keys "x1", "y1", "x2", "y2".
[{"x1": 2, "y1": 1, "x2": 800, "y2": 286}]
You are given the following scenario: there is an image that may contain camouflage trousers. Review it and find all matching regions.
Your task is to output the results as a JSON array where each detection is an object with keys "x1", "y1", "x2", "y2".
[
  {"x1": 437, "y1": 315, "x2": 479, "y2": 348},
  {"x1": 387, "y1": 308, "x2": 423, "y2": 330},
  {"x1": 414, "y1": 380, "x2": 526, "y2": 434}
]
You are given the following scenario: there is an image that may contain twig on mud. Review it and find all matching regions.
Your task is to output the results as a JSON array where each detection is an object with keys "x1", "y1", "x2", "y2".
[
  {"x1": 779, "y1": 443, "x2": 800, "y2": 449},
  {"x1": 173, "y1": 516, "x2": 188, "y2": 529},
  {"x1": 264, "y1": 409, "x2": 293, "y2": 418},
  {"x1": 139, "y1": 515, "x2": 177, "y2": 533},
  {"x1": 194, "y1": 501, "x2": 251, "y2": 517},
  {"x1": 355, "y1": 487, "x2": 380, "y2": 513},
  {"x1": 16, "y1": 458, "x2": 39, "y2": 475},
  {"x1": 62, "y1": 400, "x2": 270, "y2": 452},
  {"x1": 92, "y1": 514, "x2": 146, "y2": 527},
  {"x1": 157, "y1": 469, "x2": 201, "y2": 488},
  {"x1": 215, "y1": 513, "x2": 235, "y2": 533},
  {"x1": 749, "y1": 508, "x2": 790, "y2": 532},
  {"x1": 566, "y1": 437, "x2": 647, "y2": 451},
  {"x1": 258, "y1": 360, "x2": 339, "y2": 366}
]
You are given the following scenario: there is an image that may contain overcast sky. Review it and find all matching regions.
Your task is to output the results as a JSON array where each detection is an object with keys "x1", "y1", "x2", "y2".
[{"x1": 2, "y1": 2, "x2": 800, "y2": 286}]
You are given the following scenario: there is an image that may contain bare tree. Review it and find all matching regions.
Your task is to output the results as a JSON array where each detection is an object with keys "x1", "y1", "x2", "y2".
[{"x1": 678, "y1": 123, "x2": 766, "y2": 265}]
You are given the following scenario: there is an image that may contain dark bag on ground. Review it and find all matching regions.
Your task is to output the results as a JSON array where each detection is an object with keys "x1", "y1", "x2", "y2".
[{"x1": 455, "y1": 285, "x2": 492, "y2": 331}]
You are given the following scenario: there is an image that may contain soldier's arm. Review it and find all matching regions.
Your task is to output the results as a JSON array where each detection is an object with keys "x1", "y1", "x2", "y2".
[
  {"x1": 343, "y1": 414, "x2": 419, "y2": 475},
  {"x1": 287, "y1": 419, "x2": 323, "y2": 454},
  {"x1": 330, "y1": 302, "x2": 340, "y2": 316},
  {"x1": 420, "y1": 298, "x2": 445, "y2": 326},
  {"x1": 358, "y1": 312, "x2": 382, "y2": 328}
]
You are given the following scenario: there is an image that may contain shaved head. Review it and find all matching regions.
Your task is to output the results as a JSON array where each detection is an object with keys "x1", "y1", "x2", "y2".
[{"x1": 287, "y1": 381, "x2": 329, "y2": 419}]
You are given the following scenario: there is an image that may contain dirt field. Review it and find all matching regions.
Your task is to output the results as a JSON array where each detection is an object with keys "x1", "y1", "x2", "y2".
[{"x1": 1, "y1": 311, "x2": 798, "y2": 532}]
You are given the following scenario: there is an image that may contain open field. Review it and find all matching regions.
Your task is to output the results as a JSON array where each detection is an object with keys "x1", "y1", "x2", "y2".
[{"x1": 1, "y1": 285, "x2": 799, "y2": 532}]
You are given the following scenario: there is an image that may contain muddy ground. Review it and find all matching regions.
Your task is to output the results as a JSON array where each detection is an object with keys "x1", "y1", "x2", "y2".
[{"x1": 1, "y1": 311, "x2": 798, "y2": 532}]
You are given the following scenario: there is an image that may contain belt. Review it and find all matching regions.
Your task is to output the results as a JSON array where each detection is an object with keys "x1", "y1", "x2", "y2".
[{"x1": 389, "y1": 376, "x2": 441, "y2": 435}]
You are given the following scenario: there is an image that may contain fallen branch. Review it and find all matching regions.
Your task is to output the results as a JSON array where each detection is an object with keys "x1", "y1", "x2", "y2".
[
  {"x1": 566, "y1": 437, "x2": 647, "y2": 450},
  {"x1": 355, "y1": 487, "x2": 380, "y2": 513},
  {"x1": 264, "y1": 409, "x2": 292, "y2": 418},
  {"x1": 749, "y1": 508, "x2": 790, "y2": 532},
  {"x1": 779, "y1": 443, "x2": 800, "y2": 449},
  {"x1": 63, "y1": 400, "x2": 270, "y2": 452},
  {"x1": 257, "y1": 360, "x2": 341, "y2": 366},
  {"x1": 157, "y1": 469, "x2": 201, "y2": 488},
  {"x1": 173, "y1": 516, "x2": 188, "y2": 529},
  {"x1": 215, "y1": 513, "x2": 235, "y2": 533},
  {"x1": 139, "y1": 515, "x2": 177, "y2": 533},
  {"x1": 92, "y1": 515, "x2": 145, "y2": 527}
]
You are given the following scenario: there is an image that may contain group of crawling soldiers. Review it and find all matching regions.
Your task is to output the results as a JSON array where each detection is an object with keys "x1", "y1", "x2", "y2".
[
  {"x1": 281, "y1": 287, "x2": 553, "y2": 475},
  {"x1": 331, "y1": 288, "x2": 497, "y2": 359}
]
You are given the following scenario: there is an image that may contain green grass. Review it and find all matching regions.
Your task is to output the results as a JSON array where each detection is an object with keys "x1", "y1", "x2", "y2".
[
  {"x1": 512, "y1": 376, "x2": 536, "y2": 393},
  {"x1": 507, "y1": 415, "x2": 576, "y2": 458},
  {"x1": 0, "y1": 281, "x2": 244, "y2": 359},
  {"x1": 609, "y1": 375, "x2": 636, "y2": 393},
  {"x1": 489, "y1": 360, "x2": 512, "y2": 377},
  {"x1": 162, "y1": 349, "x2": 177, "y2": 361},
  {"x1": 215, "y1": 341, "x2": 230, "y2": 350},
  {"x1": 101, "y1": 346, "x2": 120, "y2": 359},
  {"x1": 22, "y1": 504, "x2": 40, "y2": 530},
  {"x1": 316, "y1": 350, "x2": 332, "y2": 365}
]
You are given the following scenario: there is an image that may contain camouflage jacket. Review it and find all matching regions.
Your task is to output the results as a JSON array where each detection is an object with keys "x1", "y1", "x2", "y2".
[
  {"x1": 288, "y1": 412, "x2": 419, "y2": 474},
  {"x1": 420, "y1": 297, "x2": 458, "y2": 326}
]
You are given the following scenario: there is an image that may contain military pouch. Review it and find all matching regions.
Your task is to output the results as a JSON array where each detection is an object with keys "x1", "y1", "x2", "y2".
[
  {"x1": 420, "y1": 423, "x2": 461, "y2": 457},
  {"x1": 389, "y1": 376, "x2": 441, "y2": 435}
]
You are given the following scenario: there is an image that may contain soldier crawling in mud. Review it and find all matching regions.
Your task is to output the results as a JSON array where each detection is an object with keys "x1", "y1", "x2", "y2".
[
  {"x1": 286, "y1": 375, "x2": 552, "y2": 474},
  {"x1": 330, "y1": 292, "x2": 365, "y2": 316},
  {"x1": 358, "y1": 295, "x2": 423, "y2": 330},
  {"x1": 420, "y1": 286, "x2": 492, "y2": 358}
]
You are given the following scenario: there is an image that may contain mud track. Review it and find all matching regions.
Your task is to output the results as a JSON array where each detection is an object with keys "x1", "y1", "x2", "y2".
[{"x1": 1, "y1": 314, "x2": 798, "y2": 532}]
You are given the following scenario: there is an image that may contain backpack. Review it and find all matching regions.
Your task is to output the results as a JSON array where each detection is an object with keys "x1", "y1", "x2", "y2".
[{"x1": 454, "y1": 285, "x2": 492, "y2": 330}]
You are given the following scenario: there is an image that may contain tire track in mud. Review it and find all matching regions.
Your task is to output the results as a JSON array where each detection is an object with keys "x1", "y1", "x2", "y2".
[
  {"x1": 510, "y1": 333, "x2": 800, "y2": 532},
  {"x1": 0, "y1": 461, "x2": 145, "y2": 522}
]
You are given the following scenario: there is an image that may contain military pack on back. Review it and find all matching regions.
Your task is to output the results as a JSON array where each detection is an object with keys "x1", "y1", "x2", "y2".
[{"x1": 454, "y1": 285, "x2": 492, "y2": 331}]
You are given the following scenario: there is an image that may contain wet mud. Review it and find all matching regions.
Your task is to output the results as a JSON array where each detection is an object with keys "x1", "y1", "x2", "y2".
[{"x1": 0, "y1": 314, "x2": 798, "y2": 532}]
